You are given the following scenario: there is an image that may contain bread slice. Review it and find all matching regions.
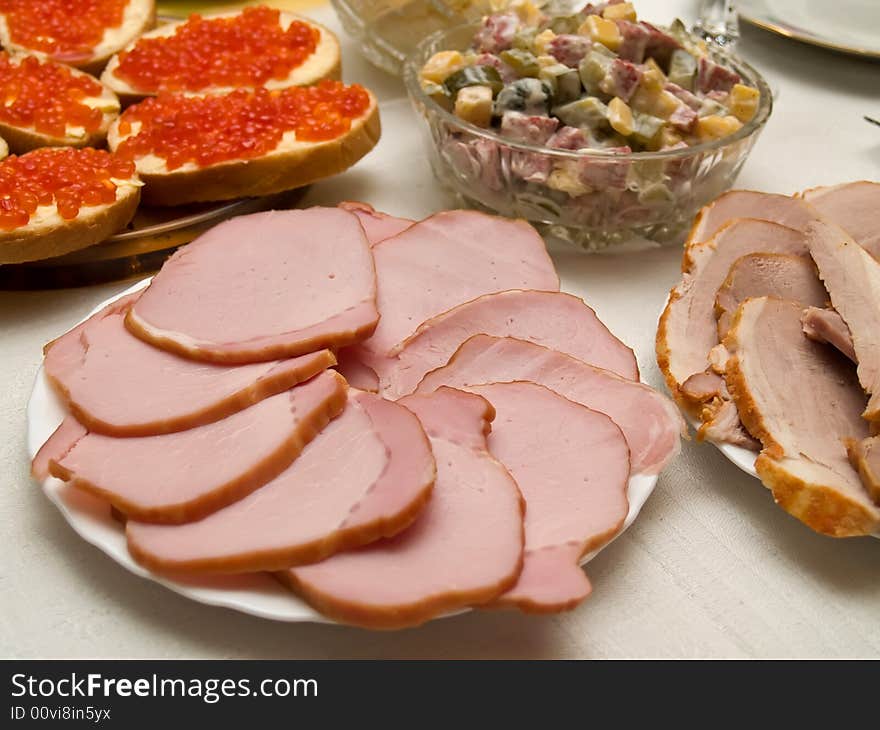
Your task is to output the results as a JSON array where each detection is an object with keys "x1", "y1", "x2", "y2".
[
  {"x1": 0, "y1": 0, "x2": 155, "y2": 74},
  {"x1": 101, "y1": 10, "x2": 341, "y2": 104},
  {"x1": 107, "y1": 88, "x2": 380, "y2": 206},
  {"x1": 0, "y1": 151, "x2": 142, "y2": 264},
  {"x1": 0, "y1": 136, "x2": 7, "y2": 160},
  {"x1": 0, "y1": 53, "x2": 120, "y2": 153}
]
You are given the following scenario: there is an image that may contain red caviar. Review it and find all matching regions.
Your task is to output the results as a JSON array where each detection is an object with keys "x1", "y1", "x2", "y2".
[
  {"x1": 116, "y1": 80, "x2": 371, "y2": 170},
  {"x1": 0, "y1": 147, "x2": 135, "y2": 230},
  {"x1": 0, "y1": 53, "x2": 106, "y2": 139},
  {"x1": 0, "y1": 0, "x2": 128, "y2": 62},
  {"x1": 114, "y1": 6, "x2": 321, "y2": 93}
]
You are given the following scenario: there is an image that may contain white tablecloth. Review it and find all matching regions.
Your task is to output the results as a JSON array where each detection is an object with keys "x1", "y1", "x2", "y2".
[{"x1": 2, "y1": 1, "x2": 878, "y2": 659}]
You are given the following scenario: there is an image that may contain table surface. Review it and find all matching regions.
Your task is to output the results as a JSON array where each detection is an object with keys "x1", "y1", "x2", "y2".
[{"x1": 2, "y1": 1, "x2": 878, "y2": 659}]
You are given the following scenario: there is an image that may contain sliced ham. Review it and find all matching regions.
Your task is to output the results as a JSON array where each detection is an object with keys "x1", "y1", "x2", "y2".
[
  {"x1": 42, "y1": 370, "x2": 348, "y2": 524},
  {"x1": 806, "y1": 220, "x2": 880, "y2": 422},
  {"x1": 801, "y1": 307, "x2": 855, "y2": 362},
  {"x1": 427, "y1": 381, "x2": 628, "y2": 612},
  {"x1": 685, "y1": 190, "x2": 818, "y2": 248},
  {"x1": 801, "y1": 181, "x2": 880, "y2": 259},
  {"x1": 846, "y1": 436, "x2": 880, "y2": 504},
  {"x1": 368, "y1": 290, "x2": 638, "y2": 400},
  {"x1": 338, "y1": 201, "x2": 414, "y2": 245},
  {"x1": 334, "y1": 349, "x2": 380, "y2": 392},
  {"x1": 44, "y1": 296, "x2": 334, "y2": 436},
  {"x1": 657, "y1": 218, "x2": 807, "y2": 414},
  {"x1": 723, "y1": 297, "x2": 879, "y2": 536},
  {"x1": 281, "y1": 388, "x2": 524, "y2": 630},
  {"x1": 126, "y1": 208, "x2": 379, "y2": 364},
  {"x1": 356, "y1": 210, "x2": 559, "y2": 358},
  {"x1": 415, "y1": 335, "x2": 679, "y2": 475},
  {"x1": 126, "y1": 391, "x2": 435, "y2": 573},
  {"x1": 714, "y1": 253, "x2": 827, "y2": 339}
]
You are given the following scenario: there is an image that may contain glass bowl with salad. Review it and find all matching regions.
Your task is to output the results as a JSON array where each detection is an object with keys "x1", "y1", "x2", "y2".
[{"x1": 403, "y1": 1, "x2": 772, "y2": 251}]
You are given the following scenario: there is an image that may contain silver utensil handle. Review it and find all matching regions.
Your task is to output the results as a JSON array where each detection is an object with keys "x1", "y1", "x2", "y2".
[{"x1": 693, "y1": 0, "x2": 740, "y2": 50}]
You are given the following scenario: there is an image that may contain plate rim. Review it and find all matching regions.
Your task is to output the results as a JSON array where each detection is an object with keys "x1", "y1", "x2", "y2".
[{"x1": 738, "y1": 0, "x2": 880, "y2": 60}]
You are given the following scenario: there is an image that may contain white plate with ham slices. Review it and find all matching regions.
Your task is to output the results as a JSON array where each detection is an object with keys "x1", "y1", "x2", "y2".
[{"x1": 27, "y1": 278, "x2": 660, "y2": 624}]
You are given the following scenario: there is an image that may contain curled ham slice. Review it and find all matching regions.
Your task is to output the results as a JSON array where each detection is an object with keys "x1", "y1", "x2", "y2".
[
  {"x1": 126, "y1": 391, "x2": 435, "y2": 573},
  {"x1": 685, "y1": 190, "x2": 817, "y2": 249},
  {"x1": 451, "y1": 381, "x2": 629, "y2": 612},
  {"x1": 807, "y1": 220, "x2": 880, "y2": 422},
  {"x1": 37, "y1": 371, "x2": 348, "y2": 523},
  {"x1": 126, "y1": 208, "x2": 379, "y2": 364},
  {"x1": 44, "y1": 294, "x2": 335, "y2": 437},
  {"x1": 723, "y1": 297, "x2": 879, "y2": 536},
  {"x1": 416, "y1": 335, "x2": 680, "y2": 475},
  {"x1": 801, "y1": 181, "x2": 880, "y2": 260},
  {"x1": 657, "y1": 219, "x2": 807, "y2": 414},
  {"x1": 368, "y1": 290, "x2": 638, "y2": 400},
  {"x1": 281, "y1": 388, "x2": 525, "y2": 630},
  {"x1": 714, "y1": 253, "x2": 827, "y2": 339},
  {"x1": 338, "y1": 201, "x2": 414, "y2": 246}
]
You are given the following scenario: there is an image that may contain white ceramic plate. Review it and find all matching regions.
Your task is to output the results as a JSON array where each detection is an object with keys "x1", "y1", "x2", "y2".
[
  {"x1": 27, "y1": 278, "x2": 659, "y2": 624},
  {"x1": 738, "y1": 0, "x2": 880, "y2": 59}
]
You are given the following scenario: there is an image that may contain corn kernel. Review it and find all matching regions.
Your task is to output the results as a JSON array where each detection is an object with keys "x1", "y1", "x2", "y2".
[
  {"x1": 421, "y1": 51, "x2": 465, "y2": 84},
  {"x1": 578, "y1": 15, "x2": 621, "y2": 51},
  {"x1": 608, "y1": 97, "x2": 634, "y2": 136},
  {"x1": 509, "y1": 0, "x2": 544, "y2": 26},
  {"x1": 639, "y1": 67, "x2": 665, "y2": 94},
  {"x1": 696, "y1": 114, "x2": 743, "y2": 141},
  {"x1": 533, "y1": 29, "x2": 556, "y2": 56},
  {"x1": 729, "y1": 83, "x2": 760, "y2": 123},
  {"x1": 644, "y1": 57, "x2": 666, "y2": 79},
  {"x1": 536, "y1": 53, "x2": 558, "y2": 68},
  {"x1": 454, "y1": 85, "x2": 493, "y2": 128},
  {"x1": 603, "y1": 2, "x2": 636, "y2": 22},
  {"x1": 630, "y1": 87, "x2": 679, "y2": 119}
]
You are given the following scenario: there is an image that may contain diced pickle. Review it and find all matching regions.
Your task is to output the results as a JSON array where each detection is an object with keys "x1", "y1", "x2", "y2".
[
  {"x1": 553, "y1": 96, "x2": 609, "y2": 129},
  {"x1": 422, "y1": 81, "x2": 453, "y2": 111},
  {"x1": 500, "y1": 48, "x2": 541, "y2": 77},
  {"x1": 668, "y1": 49, "x2": 697, "y2": 90},
  {"x1": 631, "y1": 112, "x2": 665, "y2": 145},
  {"x1": 548, "y1": 14, "x2": 582, "y2": 35},
  {"x1": 495, "y1": 78, "x2": 553, "y2": 115},
  {"x1": 698, "y1": 98, "x2": 726, "y2": 118},
  {"x1": 578, "y1": 51, "x2": 612, "y2": 95},
  {"x1": 512, "y1": 26, "x2": 539, "y2": 51},
  {"x1": 443, "y1": 65, "x2": 504, "y2": 97},
  {"x1": 539, "y1": 63, "x2": 582, "y2": 105}
]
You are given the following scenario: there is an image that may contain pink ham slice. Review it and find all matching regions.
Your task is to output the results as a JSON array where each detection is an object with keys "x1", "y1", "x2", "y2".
[
  {"x1": 338, "y1": 202, "x2": 414, "y2": 245},
  {"x1": 281, "y1": 388, "x2": 525, "y2": 629},
  {"x1": 685, "y1": 190, "x2": 818, "y2": 248},
  {"x1": 368, "y1": 290, "x2": 638, "y2": 400},
  {"x1": 44, "y1": 295, "x2": 335, "y2": 436},
  {"x1": 126, "y1": 208, "x2": 379, "y2": 364},
  {"x1": 441, "y1": 381, "x2": 628, "y2": 612},
  {"x1": 356, "y1": 210, "x2": 559, "y2": 358},
  {"x1": 416, "y1": 335, "x2": 680, "y2": 475},
  {"x1": 39, "y1": 370, "x2": 348, "y2": 523},
  {"x1": 801, "y1": 181, "x2": 880, "y2": 260},
  {"x1": 126, "y1": 391, "x2": 435, "y2": 573}
]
